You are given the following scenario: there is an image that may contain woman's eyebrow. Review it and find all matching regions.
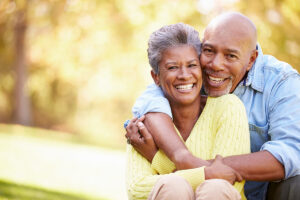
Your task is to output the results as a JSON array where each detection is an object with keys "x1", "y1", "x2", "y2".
[{"x1": 165, "y1": 61, "x2": 178, "y2": 65}]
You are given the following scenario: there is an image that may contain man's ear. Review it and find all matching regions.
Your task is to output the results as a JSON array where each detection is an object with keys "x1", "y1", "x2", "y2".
[
  {"x1": 151, "y1": 70, "x2": 160, "y2": 86},
  {"x1": 247, "y1": 50, "x2": 258, "y2": 71}
]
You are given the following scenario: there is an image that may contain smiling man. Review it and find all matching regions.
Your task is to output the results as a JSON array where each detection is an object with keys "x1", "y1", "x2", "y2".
[
  {"x1": 126, "y1": 12, "x2": 300, "y2": 200},
  {"x1": 200, "y1": 14, "x2": 257, "y2": 97}
]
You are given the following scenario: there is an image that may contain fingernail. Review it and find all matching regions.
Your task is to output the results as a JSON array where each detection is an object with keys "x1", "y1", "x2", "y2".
[{"x1": 137, "y1": 122, "x2": 143, "y2": 127}]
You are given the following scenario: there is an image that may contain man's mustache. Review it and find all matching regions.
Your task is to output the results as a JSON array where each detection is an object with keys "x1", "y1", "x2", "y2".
[{"x1": 202, "y1": 69, "x2": 232, "y2": 80}]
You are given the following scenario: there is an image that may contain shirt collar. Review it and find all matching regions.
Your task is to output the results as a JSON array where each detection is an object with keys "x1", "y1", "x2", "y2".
[{"x1": 242, "y1": 43, "x2": 265, "y2": 92}]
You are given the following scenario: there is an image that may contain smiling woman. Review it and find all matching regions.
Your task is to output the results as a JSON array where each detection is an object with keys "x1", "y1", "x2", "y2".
[
  {"x1": 125, "y1": 23, "x2": 250, "y2": 200},
  {"x1": 151, "y1": 45, "x2": 202, "y2": 111}
]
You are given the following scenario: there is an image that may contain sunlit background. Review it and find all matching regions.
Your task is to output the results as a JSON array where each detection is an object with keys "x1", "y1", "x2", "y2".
[{"x1": 0, "y1": 0, "x2": 299, "y2": 199}]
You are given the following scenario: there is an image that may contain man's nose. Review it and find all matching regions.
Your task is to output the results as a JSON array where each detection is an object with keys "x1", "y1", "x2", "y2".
[{"x1": 211, "y1": 54, "x2": 225, "y2": 71}]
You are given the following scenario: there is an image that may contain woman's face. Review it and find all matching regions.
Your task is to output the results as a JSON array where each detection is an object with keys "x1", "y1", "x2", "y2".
[{"x1": 152, "y1": 45, "x2": 202, "y2": 106}]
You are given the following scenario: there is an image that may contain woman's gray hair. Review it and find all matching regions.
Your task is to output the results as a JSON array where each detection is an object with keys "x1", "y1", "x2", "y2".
[{"x1": 147, "y1": 23, "x2": 201, "y2": 74}]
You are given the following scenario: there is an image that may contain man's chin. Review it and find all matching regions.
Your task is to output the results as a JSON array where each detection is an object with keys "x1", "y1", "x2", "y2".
[{"x1": 204, "y1": 86, "x2": 231, "y2": 97}]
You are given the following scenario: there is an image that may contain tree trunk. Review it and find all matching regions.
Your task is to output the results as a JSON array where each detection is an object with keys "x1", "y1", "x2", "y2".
[{"x1": 13, "y1": 7, "x2": 32, "y2": 126}]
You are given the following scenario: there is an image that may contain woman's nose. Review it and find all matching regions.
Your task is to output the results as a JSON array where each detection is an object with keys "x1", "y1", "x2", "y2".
[{"x1": 178, "y1": 67, "x2": 192, "y2": 80}]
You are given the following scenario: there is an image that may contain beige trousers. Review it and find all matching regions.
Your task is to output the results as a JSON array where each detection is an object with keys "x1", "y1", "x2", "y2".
[{"x1": 148, "y1": 174, "x2": 241, "y2": 200}]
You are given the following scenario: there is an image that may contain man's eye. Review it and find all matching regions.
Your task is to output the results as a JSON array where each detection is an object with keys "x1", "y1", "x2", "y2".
[
  {"x1": 227, "y1": 54, "x2": 237, "y2": 60},
  {"x1": 202, "y1": 48, "x2": 213, "y2": 54},
  {"x1": 188, "y1": 64, "x2": 197, "y2": 68}
]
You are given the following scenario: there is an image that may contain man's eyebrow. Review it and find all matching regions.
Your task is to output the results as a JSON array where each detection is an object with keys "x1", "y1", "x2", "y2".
[
  {"x1": 225, "y1": 49, "x2": 240, "y2": 55},
  {"x1": 201, "y1": 43, "x2": 213, "y2": 48},
  {"x1": 187, "y1": 59, "x2": 198, "y2": 63}
]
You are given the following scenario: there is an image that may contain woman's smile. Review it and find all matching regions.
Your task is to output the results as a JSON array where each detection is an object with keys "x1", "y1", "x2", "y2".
[{"x1": 175, "y1": 83, "x2": 194, "y2": 91}]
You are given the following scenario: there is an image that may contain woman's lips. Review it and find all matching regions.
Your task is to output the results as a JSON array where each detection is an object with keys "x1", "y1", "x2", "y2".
[{"x1": 175, "y1": 83, "x2": 194, "y2": 92}]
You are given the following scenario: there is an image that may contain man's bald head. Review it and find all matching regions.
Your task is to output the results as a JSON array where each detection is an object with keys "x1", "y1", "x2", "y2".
[{"x1": 204, "y1": 12, "x2": 257, "y2": 51}]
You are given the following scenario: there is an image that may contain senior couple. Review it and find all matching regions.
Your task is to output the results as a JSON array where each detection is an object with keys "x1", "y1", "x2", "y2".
[{"x1": 125, "y1": 12, "x2": 300, "y2": 200}]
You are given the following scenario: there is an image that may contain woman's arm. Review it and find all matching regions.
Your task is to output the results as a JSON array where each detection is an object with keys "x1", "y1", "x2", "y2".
[
  {"x1": 144, "y1": 113, "x2": 210, "y2": 170},
  {"x1": 126, "y1": 113, "x2": 210, "y2": 174}
]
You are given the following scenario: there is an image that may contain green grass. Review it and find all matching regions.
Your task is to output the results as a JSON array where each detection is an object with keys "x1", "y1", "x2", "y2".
[
  {"x1": 0, "y1": 180, "x2": 95, "y2": 200},
  {"x1": 0, "y1": 124, "x2": 125, "y2": 150},
  {"x1": 0, "y1": 124, "x2": 126, "y2": 200}
]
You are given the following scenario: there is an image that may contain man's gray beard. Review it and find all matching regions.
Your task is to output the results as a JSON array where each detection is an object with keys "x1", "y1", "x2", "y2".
[{"x1": 203, "y1": 80, "x2": 232, "y2": 97}]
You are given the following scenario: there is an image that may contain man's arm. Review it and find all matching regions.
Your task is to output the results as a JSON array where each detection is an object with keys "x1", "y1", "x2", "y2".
[{"x1": 223, "y1": 151, "x2": 285, "y2": 181}]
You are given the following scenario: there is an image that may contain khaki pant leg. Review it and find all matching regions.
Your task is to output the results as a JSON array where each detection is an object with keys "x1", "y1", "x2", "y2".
[
  {"x1": 267, "y1": 175, "x2": 300, "y2": 200},
  {"x1": 195, "y1": 179, "x2": 241, "y2": 200},
  {"x1": 148, "y1": 174, "x2": 195, "y2": 200}
]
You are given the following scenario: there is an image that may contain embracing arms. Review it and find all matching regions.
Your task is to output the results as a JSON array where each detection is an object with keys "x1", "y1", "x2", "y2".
[{"x1": 140, "y1": 112, "x2": 284, "y2": 181}]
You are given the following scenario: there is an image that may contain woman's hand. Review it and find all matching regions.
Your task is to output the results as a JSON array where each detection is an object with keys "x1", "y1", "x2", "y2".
[
  {"x1": 204, "y1": 155, "x2": 243, "y2": 185},
  {"x1": 125, "y1": 116, "x2": 158, "y2": 162}
]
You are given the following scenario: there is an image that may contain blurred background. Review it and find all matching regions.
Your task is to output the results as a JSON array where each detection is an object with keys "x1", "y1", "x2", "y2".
[{"x1": 0, "y1": 0, "x2": 299, "y2": 199}]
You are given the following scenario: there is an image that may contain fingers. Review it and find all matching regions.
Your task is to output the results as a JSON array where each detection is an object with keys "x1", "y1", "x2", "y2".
[
  {"x1": 131, "y1": 117, "x2": 139, "y2": 123},
  {"x1": 137, "y1": 115, "x2": 145, "y2": 122},
  {"x1": 215, "y1": 155, "x2": 243, "y2": 182},
  {"x1": 130, "y1": 132, "x2": 143, "y2": 146},
  {"x1": 125, "y1": 116, "x2": 146, "y2": 145},
  {"x1": 125, "y1": 117, "x2": 139, "y2": 138},
  {"x1": 137, "y1": 121, "x2": 152, "y2": 142},
  {"x1": 234, "y1": 170, "x2": 243, "y2": 182}
]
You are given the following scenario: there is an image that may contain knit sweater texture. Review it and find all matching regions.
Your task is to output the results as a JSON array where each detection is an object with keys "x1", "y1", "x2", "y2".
[{"x1": 126, "y1": 94, "x2": 250, "y2": 200}]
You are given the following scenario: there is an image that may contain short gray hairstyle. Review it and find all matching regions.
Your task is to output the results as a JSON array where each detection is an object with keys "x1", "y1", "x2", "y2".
[{"x1": 147, "y1": 23, "x2": 201, "y2": 74}]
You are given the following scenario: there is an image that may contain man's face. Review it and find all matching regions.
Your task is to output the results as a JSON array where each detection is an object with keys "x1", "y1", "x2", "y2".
[{"x1": 200, "y1": 28, "x2": 256, "y2": 97}]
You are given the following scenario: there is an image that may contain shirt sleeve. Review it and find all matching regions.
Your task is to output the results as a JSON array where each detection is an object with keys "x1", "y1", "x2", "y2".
[
  {"x1": 126, "y1": 145, "x2": 205, "y2": 199},
  {"x1": 132, "y1": 84, "x2": 172, "y2": 119},
  {"x1": 261, "y1": 74, "x2": 300, "y2": 179},
  {"x1": 151, "y1": 149, "x2": 176, "y2": 174}
]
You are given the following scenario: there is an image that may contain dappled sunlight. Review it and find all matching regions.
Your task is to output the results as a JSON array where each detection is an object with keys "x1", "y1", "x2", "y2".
[
  {"x1": 0, "y1": 133, "x2": 126, "y2": 199},
  {"x1": 0, "y1": 0, "x2": 300, "y2": 199}
]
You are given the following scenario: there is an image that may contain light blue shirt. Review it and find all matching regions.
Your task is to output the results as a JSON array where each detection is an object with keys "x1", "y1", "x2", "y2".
[{"x1": 132, "y1": 45, "x2": 300, "y2": 200}]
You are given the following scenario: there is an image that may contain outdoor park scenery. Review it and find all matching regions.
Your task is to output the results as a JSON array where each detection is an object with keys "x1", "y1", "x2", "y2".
[{"x1": 0, "y1": 0, "x2": 299, "y2": 199}]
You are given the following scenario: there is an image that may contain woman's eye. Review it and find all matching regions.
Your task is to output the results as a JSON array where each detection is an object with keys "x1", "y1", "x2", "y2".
[{"x1": 168, "y1": 66, "x2": 178, "y2": 70}]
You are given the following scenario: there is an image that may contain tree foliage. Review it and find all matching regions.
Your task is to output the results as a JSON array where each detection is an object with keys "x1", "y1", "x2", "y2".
[{"x1": 0, "y1": 0, "x2": 299, "y2": 148}]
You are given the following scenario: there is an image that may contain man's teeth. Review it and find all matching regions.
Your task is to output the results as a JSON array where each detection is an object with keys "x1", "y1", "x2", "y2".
[
  {"x1": 208, "y1": 76, "x2": 225, "y2": 82},
  {"x1": 176, "y1": 84, "x2": 193, "y2": 90}
]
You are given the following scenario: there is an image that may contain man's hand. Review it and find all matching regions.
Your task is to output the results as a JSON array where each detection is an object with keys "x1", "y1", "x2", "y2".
[
  {"x1": 125, "y1": 116, "x2": 158, "y2": 162},
  {"x1": 205, "y1": 155, "x2": 243, "y2": 185}
]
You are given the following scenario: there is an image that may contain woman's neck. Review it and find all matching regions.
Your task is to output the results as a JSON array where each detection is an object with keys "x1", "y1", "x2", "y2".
[{"x1": 170, "y1": 96, "x2": 204, "y2": 141}]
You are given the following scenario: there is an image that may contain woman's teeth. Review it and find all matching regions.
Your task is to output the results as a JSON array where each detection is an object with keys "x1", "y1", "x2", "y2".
[{"x1": 176, "y1": 84, "x2": 193, "y2": 90}]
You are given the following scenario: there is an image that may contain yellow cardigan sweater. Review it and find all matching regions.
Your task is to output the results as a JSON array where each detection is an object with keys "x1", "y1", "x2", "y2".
[{"x1": 126, "y1": 94, "x2": 250, "y2": 200}]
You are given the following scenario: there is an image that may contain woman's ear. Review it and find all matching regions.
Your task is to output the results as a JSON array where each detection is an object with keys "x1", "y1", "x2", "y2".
[{"x1": 151, "y1": 70, "x2": 160, "y2": 86}]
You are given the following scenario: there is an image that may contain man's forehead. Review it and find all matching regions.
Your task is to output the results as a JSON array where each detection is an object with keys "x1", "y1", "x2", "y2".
[
  {"x1": 202, "y1": 41, "x2": 242, "y2": 54},
  {"x1": 202, "y1": 28, "x2": 250, "y2": 52}
]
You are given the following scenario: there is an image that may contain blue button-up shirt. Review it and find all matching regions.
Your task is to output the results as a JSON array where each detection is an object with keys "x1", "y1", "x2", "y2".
[{"x1": 132, "y1": 45, "x2": 300, "y2": 200}]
